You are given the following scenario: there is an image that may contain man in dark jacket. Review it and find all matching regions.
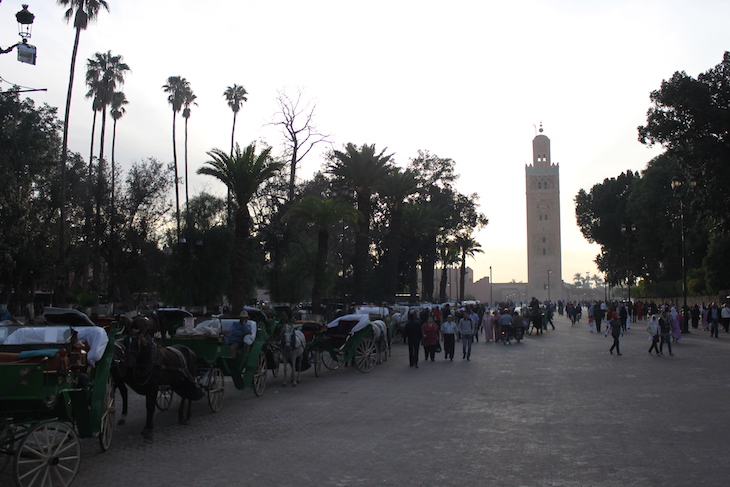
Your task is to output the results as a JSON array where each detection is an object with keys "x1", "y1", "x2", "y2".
[{"x1": 405, "y1": 313, "x2": 423, "y2": 368}]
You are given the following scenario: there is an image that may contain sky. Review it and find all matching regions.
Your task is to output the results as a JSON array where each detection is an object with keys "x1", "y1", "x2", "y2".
[{"x1": 2, "y1": 0, "x2": 728, "y2": 286}]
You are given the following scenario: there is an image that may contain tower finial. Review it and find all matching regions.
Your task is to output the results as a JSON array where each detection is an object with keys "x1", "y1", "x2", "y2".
[{"x1": 539, "y1": 122, "x2": 543, "y2": 133}]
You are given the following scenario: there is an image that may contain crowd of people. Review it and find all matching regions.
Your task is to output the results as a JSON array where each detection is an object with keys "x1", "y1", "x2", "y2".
[
  {"x1": 402, "y1": 298, "x2": 551, "y2": 368},
  {"x1": 399, "y1": 298, "x2": 729, "y2": 366}
]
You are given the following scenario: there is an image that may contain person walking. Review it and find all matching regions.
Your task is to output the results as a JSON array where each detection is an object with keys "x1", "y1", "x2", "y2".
[
  {"x1": 469, "y1": 307, "x2": 481, "y2": 342},
  {"x1": 421, "y1": 315, "x2": 440, "y2": 362},
  {"x1": 709, "y1": 303, "x2": 720, "y2": 338},
  {"x1": 658, "y1": 311, "x2": 673, "y2": 356},
  {"x1": 441, "y1": 315, "x2": 457, "y2": 361},
  {"x1": 405, "y1": 313, "x2": 423, "y2": 368},
  {"x1": 594, "y1": 302, "x2": 606, "y2": 333},
  {"x1": 607, "y1": 315, "x2": 622, "y2": 355},
  {"x1": 457, "y1": 311, "x2": 475, "y2": 360},
  {"x1": 701, "y1": 304, "x2": 709, "y2": 331},
  {"x1": 721, "y1": 304, "x2": 730, "y2": 333},
  {"x1": 647, "y1": 314, "x2": 660, "y2": 355},
  {"x1": 481, "y1": 310, "x2": 493, "y2": 342}
]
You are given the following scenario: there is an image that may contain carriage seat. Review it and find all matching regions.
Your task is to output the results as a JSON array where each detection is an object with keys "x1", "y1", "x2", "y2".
[{"x1": 0, "y1": 349, "x2": 70, "y2": 371}]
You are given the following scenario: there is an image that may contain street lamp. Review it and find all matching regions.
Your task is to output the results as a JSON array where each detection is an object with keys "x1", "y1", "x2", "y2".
[
  {"x1": 671, "y1": 175, "x2": 698, "y2": 332},
  {"x1": 621, "y1": 223, "x2": 637, "y2": 303},
  {"x1": 1, "y1": 4, "x2": 36, "y2": 64},
  {"x1": 547, "y1": 269, "x2": 552, "y2": 302},
  {"x1": 489, "y1": 266, "x2": 493, "y2": 307}
]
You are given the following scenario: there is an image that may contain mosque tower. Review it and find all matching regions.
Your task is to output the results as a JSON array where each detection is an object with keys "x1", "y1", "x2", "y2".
[{"x1": 525, "y1": 124, "x2": 563, "y2": 301}]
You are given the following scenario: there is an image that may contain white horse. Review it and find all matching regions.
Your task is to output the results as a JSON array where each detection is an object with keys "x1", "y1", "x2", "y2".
[
  {"x1": 280, "y1": 323, "x2": 306, "y2": 387},
  {"x1": 371, "y1": 320, "x2": 390, "y2": 363}
]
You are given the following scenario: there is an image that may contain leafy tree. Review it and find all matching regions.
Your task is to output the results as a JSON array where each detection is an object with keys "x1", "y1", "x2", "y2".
[
  {"x1": 378, "y1": 168, "x2": 419, "y2": 303},
  {"x1": 0, "y1": 92, "x2": 62, "y2": 313},
  {"x1": 198, "y1": 143, "x2": 283, "y2": 312},
  {"x1": 328, "y1": 143, "x2": 393, "y2": 304},
  {"x1": 638, "y1": 52, "x2": 730, "y2": 230},
  {"x1": 283, "y1": 196, "x2": 359, "y2": 312}
]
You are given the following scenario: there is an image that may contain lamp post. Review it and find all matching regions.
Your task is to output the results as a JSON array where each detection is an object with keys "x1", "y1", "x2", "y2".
[
  {"x1": 547, "y1": 269, "x2": 552, "y2": 302},
  {"x1": 489, "y1": 266, "x2": 493, "y2": 307},
  {"x1": 671, "y1": 175, "x2": 697, "y2": 332},
  {"x1": 620, "y1": 223, "x2": 637, "y2": 303},
  {"x1": 1, "y1": 4, "x2": 36, "y2": 64}
]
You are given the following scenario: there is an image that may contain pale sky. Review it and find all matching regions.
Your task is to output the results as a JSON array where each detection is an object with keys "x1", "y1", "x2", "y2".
[{"x1": 2, "y1": 0, "x2": 727, "y2": 285}]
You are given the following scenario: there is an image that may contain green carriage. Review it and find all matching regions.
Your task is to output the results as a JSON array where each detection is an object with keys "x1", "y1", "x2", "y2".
[
  {"x1": 0, "y1": 308, "x2": 117, "y2": 487},
  {"x1": 309, "y1": 311, "x2": 391, "y2": 373},
  {"x1": 157, "y1": 308, "x2": 270, "y2": 413}
]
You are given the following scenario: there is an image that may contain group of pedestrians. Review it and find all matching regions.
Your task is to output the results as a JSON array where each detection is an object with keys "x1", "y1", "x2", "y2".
[{"x1": 404, "y1": 307, "x2": 479, "y2": 368}]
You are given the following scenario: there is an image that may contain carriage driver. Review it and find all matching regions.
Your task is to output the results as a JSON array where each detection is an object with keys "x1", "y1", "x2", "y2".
[{"x1": 224, "y1": 310, "x2": 254, "y2": 355}]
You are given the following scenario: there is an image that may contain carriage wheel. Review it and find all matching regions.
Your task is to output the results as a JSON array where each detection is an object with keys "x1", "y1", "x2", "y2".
[
  {"x1": 393, "y1": 328, "x2": 404, "y2": 344},
  {"x1": 321, "y1": 350, "x2": 342, "y2": 370},
  {"x1": 98, "y1": 374, "x2": 116, "y2": 452},
  {"x1": 354, "y1": 337, "x2": 378, "y2": 373},
  {"x1": 312, "y1": 350, "x2": 321, "y2": 377},
  {"x1": 252, "y1": 352, "x2": 267, "y2": 397},
  {"x1": 14, "y1": 421, "x2": 80, "y2": 487},
  {"x1": 0, "y1": 423, "x2": 12, "y2": 475},
  {"x1": 206, "y1": 368, "x2": 225, "y2": 412},
  {"x1": 156, "y1": 385, "x2": 173, "y2": 411}
]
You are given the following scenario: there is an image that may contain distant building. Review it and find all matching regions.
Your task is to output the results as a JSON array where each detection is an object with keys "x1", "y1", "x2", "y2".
[{"x1": 525, "y1": 125, "x2": 563, "y2": 300}]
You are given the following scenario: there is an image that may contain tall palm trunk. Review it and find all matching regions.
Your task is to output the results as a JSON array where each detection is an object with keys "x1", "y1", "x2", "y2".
[
  {"x1": 228, "y1": 112, "x2": 237, "y2": 226},
  {"x1": 84, "y1": 108, "x2": 97, "y2": 250},
  {"x1": 439, "y1": 266, "x2": 449, "y2": 303},
  {"x1": 353, "y1": 191, "x2": 371, "y2": 304},
  {"x1": 421, "y1": 235, "x2": 436, "y2": 302},
  {"x1": 459, "y1": 255, "x2": 467, "y2": 303},
  {"x1": 385, "y1": 207, "x2": 404, "y2": 303},
  {"x1": 230, "y1": 207, "x2": 251, "y2": 314},
  {"x1": 184, "y1": 115, "x2": 190, "y2": 227},
  {"x1": 172, "y1": 111, "x2": 180, "y2": 236},
  {"x1": 312, "y1": 227, "x2": 329, "y2": 314},
  {"x1": 111, "y1": 117, "x2": 118, "y2": 221},
  {"x1": 58, "y1": 25, "x2": 84, "y2": 305},
  {"x1": 96, "y1": 107, "x2": 108, "y2": 237}
]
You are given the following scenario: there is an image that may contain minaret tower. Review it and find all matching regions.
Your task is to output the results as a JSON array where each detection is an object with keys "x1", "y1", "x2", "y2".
[{"x1": 525, "y1": 124, "x2": 562, "y2": 301}]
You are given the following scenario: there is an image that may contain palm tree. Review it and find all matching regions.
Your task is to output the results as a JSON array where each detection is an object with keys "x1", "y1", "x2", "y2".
[
  {"x1": 454, "y1": 235, "x2": 483, "y2": 303},
  {"x1": 437, "y1": 237, "x2": 460, "y2": 303},
  {"x1": 109, "y1": 90, "x2": 128, "y2": 212},
  {"x1": 223, "y1": 84, "x2": 248, "y2": 225},
  {"x1": 223, "y1": 84, "x2": 248, "y2": 154},
  {"x1": 283, "y1": 196, "x2": 359, "y2": 313},
  {"x1": 56, "y1": 0, "x2": 109, "y2": 295},
  {"x1": 182, "y1": 88, "x2": 197, "y2": 226},
  {"x1": 197, "y1": 143, "x2": 283, "y2": 313},
  {"x1": 86, "y1": 51, "x2": 129, "y2": 228},
  {"x1": 163, "y1": 75, "x2": 191, "y2": 237},
  {"x1": 378, "y1": 168, "x2": 419, "y2": 303},
  {"x1": 328, "y1": 143, "x2": 393, "y2": 303}
]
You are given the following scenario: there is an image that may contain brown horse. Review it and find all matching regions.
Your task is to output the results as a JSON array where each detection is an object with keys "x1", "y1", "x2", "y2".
[{"x1": 122, "y1": 316, "x2": 201, "y2": 439}]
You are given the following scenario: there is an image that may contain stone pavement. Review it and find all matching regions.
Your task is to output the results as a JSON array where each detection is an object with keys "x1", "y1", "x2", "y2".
[{"x1": 3, "y1": 314, "x2": 729, "y2": 487}]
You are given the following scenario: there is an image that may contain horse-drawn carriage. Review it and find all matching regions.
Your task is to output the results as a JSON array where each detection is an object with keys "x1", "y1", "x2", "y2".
[
  {"x1": 157, "y1": 307, "x2": 270, "y2": 413},
  {"x1": 0, "y1": 308, "x2": 116, "y2": 487},
  {"x1": 309, "y1": 312, "x2": 390, "y2": 373}
]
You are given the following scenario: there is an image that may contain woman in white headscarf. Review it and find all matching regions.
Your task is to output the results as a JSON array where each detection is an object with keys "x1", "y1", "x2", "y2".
[{"x1": 669, "y1": 306, "x2": 681, "y2": 342}]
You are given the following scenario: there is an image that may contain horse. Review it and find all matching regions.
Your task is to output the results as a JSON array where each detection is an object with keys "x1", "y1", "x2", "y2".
[
  {"x1": 280, "y1": 323, "x2": 305, "y2": 387},
  {"x1": 122, "y1": 316, "x2": 201, "y2": 439},
  {"x1": 111, "y1": 339, "x2": 130, "y2": 425},
  {"x1": 371, "y1": 319, "x2": 390, "y2": 363}
]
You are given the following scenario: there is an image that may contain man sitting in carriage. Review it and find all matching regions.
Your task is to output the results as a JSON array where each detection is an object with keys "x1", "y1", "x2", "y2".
[{"x1": 224, "y1": 310, "x2": 254, "y2": 355}]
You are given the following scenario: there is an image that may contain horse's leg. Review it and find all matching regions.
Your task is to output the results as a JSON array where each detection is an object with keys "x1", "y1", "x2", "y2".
[
  {"x1": 281, "y1": 355, "x2": 288, "y2": 387},
  {"x1": 142, "y1": 390, "x2": 155, "y2": 439},
  {"x1": 292, "y1": 351, "x2": 304, "y2": 385},
  {"x1": 178, "y1": 395, "x2": 191, "y2": 425},
  {"x1": 117, "y1": 381, "x2": 128, "y2": 425}
]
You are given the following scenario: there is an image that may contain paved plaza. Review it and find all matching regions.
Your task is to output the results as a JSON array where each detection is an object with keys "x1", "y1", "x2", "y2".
[{"x1": 3, "y1": 313, "x2": 729, "y2": 487}]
